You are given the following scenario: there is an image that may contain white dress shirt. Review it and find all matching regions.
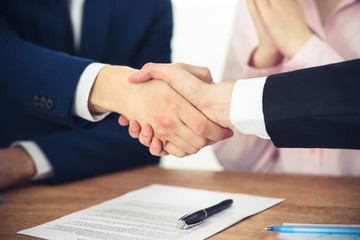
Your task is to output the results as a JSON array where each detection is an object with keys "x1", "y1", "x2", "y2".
[
  {"x1": 12, "y1": 0, "x2": 108, "y2": 180},
  {"x1": 230, "y1": 77, "x2": 269, "y2": 138}
]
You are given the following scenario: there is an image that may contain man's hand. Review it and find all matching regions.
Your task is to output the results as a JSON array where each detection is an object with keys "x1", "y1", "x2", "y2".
[
  {"x1": 89, "y1": 65, "x2": 233, "y2": 158},
  {"x1": 130, "y1": 63, "x2": 236, "y2": 128},
  {"x1": 119, "y1": 63, "x2": 236, "y2": 155},
  {"x1": 247, "y1": 0, "x2": 312, "y2": 68},
  {"x1": 0, "y1": 147, "x2": 36, "y2": 190}
]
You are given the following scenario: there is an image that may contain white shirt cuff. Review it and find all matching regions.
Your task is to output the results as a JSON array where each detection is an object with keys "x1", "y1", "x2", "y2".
[
  {"x1": 230, "y1": 77, "x2": 269, "y2": 138},
  {"x1": 72, "y1": 62, "x2": 110, "y2": 122},
  {"x1": 11, "y1": 141, "x2": 54, "y2": 181}
]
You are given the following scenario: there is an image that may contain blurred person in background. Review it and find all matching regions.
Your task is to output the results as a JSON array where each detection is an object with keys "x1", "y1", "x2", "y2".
[{"x1": 214, "y1": 0, "x2": 360, "y2": 176}]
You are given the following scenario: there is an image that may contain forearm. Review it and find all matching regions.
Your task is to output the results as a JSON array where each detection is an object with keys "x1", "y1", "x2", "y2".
[
  {"x1": 0, "y1": 146, "x2": 36, "y2": 190},
  {"x1": 88, "y1": 65, "x2": 137, "y2": 115}
]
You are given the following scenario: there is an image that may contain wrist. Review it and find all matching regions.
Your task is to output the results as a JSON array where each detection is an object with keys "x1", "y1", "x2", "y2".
[
  {"x1": 8, "y1": 146, "x2": 36, "y2": 182},
  {"x1": 89, "y1": 65, "x2": 137, "y2": 114},
  {"x1": 201, "y1": 82, "x2": 235, "y2": 128},
  {"x1": 15, "y1": 146, "x2": 36, "y2": 180}
]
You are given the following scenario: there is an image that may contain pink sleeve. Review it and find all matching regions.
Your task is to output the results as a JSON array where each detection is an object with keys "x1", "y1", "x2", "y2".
[
  {"x1": 213, "y1": 129, "x2": 279, "y2": 172},
  {"x1": 283, "y1": 35, "x2": 345, "y2": 72}
]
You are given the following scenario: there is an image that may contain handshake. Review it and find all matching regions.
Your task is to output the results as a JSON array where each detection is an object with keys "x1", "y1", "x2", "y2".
[{"x1": 89, "y1": 63, "x2": 236, "y2": 158}]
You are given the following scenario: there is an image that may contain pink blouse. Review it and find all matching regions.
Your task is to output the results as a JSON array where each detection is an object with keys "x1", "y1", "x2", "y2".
[{"x1": 215, "y1": 0, "x2": 360, "y2": 176}]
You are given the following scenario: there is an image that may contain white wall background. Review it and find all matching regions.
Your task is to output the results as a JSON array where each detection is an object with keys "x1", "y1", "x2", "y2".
[{"x1": 160, "y1": 0, "x2": 239, "y2": 171}]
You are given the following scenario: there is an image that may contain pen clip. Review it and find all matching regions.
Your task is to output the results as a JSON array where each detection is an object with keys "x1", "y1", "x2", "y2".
[{"x1": 177, "y1": 212, "x2": 203, "y2": 229}]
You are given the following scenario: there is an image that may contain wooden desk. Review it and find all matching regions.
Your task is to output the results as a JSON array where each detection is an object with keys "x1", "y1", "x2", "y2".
[{"x1": 1, "y1": 166, "x2": 359, "y2": 240}]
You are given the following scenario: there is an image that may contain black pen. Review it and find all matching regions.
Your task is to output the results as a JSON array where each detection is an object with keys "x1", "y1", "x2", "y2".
[{"x1": 177, "y1": 199, "x2": 233, "y2": 229}]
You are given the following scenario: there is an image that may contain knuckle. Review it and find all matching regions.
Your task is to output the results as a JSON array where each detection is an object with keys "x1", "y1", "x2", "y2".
[
  {"x1": 139, "y1": 136, "x2": 150, "y2": 147},
  {"x1": 155, "y1": 127, "x2": 168, "y2": 138},
  {"x1": 194, "y1": 121, "x2": 207, "y2": 136},
  {"x1": 189, "y1": 147, "x2": 200, "y2": 155},
  {"x1": 173, "y1": 62, "x2": 183, "y2": 69},
  {"x1": 160, "y1": 118, "x2": 175, "y2": 129},
  {"x1": 166, "y1": 64, "x2": 181, "y2": 84},
  {"x1": 194, "y1": 137, "x2": 207, "y2": 149},
  {"x1": 128, "y1": 129, "x2": 139, "y2": 139},
  {"x1": 149, "y1": 148, "x2": 161, "y2": 157},
  {"x1": 142, "y1": 62, "x2": 154, "y2": 71},
  {"x1": 175, "y1": 151, "x2": 187, "y2": 158},
  {"x1": 200, "y1": 67, "x2": 211, "y2": 79},
  {"x1": 156, "y1": 113, "x2": 177, "y2": 130}
]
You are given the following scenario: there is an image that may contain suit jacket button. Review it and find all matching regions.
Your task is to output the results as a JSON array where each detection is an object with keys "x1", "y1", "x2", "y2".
[
  {"x1": 46, "y1": 99, "x2": 54, "y2": 110},
  {"x1": 40, "y1": 97, "x2": 47, "y2": 108},
  {"x1": 34, "y1": 95, "x2": 40, "y2": 106}
]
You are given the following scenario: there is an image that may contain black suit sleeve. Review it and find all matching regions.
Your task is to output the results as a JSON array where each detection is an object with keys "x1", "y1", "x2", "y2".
[{"x1": 263, "y1": 59, "x2": 360, "y2": 149}]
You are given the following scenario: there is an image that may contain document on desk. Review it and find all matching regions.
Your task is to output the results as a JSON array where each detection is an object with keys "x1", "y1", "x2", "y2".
[{"x1": 19, "y1": 184, "x2": 283, "y2": 240}]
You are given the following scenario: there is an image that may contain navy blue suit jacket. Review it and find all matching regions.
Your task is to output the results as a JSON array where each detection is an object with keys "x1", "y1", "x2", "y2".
[
  {"x1": 0, "y1": 0, "x2": 173, "y2": 183},
  {"x1": 264, "y1": 59, "x2": 360, "y2": 149}
]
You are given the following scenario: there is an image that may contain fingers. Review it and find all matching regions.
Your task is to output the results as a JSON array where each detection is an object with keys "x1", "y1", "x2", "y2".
[
  {"x1": 247, "y1": 0, "x2": 266, "y2": 28},
  {"x1": 162, "y1": 141, "x2": 191, "y2": 158},
  {"x1": 179, "y1": 104, "x2": 234, "y2": 143},
  {"x1": 128, "y1": 119, "x2": 202, "y2": 157},
  {"x1": 137, "y1": 125, "x2": 193, "y2": 158},
  {"x1": 176, "y1": 62, "x2": 213, "y2": 83},
  {"x1": 246, "y1": 0, "x2": 260, "y2": 21},
  {"x1": 127, "y1": 123, "x2": 189, "y2": 158},
  {"x1": 138, "y1": 124, "x2": 154, "y2": 147},
  {"x1": 125, "y1": 122, "x2": 168, "y2": 156},
  {"x1": 118, "y1": 115, "x2": 130, "y2": 126},
  {"x1": 129, "y1": 63, "x2": 210, "y2": 107},
  {"x1": 255, "y1": 0, "x2": 272, "y2": 22},
  {"x1": 154, "y1": 64, "x2": 207, "y2": 107},
  {"x1": 130, "y1": 62, "x2": 213, "y2": 84},
  {"x1": 128, "y1": 121, "x2": 141, "y2": 139},
  {"x1": 149, "y1": 138, "x2": 193, "y2": 159},
  {"x1": 154, "y1": 116, "x2": 203, "y2": 156},
  {"x1": 124, "y1": 74, "x2": 233, "y2": 158},
  {"x1": 129, "y1": 63, "x2": 168, "y2": 83},
  {"x1": 149, "y1": 138, "x2": 168, "y2": 156}
]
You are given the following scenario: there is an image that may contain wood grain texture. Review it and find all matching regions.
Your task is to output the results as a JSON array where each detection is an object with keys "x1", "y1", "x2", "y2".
[{"x1": 1, "y1": 166, "x2": 359, "y2": 240}]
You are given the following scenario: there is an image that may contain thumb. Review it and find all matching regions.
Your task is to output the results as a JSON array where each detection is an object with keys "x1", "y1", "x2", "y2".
[
  {"x1": 129, "y1": 63, "x2": 167, "y2": 84},
  {"x1": 130, "y1": 63, "x2": 207, "y2": 107},
  {"x1": 129, "y1": 62, "x2": 214, "y2": 84}
]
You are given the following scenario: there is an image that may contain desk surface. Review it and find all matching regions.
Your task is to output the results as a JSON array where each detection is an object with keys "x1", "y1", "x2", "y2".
[{"x1": 1, "y1": 166, "x2": 359, "y2": 240}]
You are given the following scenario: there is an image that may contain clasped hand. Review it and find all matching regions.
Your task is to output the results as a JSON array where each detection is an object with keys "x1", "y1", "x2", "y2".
[
  {"x1": 247, "y1": 0, "x2": 312, "y2": 68},
  {"x1": 118, "y1": 63, "x2": 236, "y2": 157},
  {"x1": 90, "y1": 64, "x2": 233, "y2": 158}
]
